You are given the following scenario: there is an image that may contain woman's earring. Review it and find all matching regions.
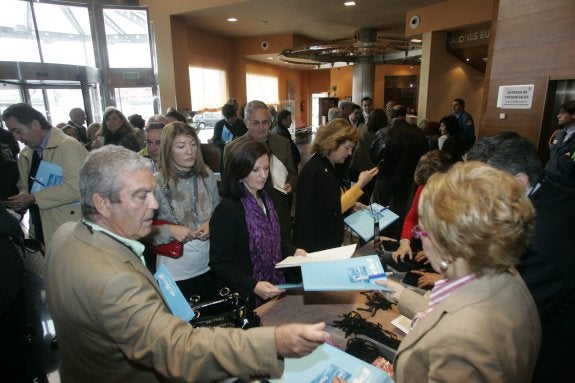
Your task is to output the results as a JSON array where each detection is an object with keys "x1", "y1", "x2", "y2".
[{"x1": 439, "y1": 260, "x2": 449, "y2": 272}]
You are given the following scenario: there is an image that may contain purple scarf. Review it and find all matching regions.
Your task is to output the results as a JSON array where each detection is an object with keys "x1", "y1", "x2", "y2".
[{"x1": 241, "y1": 189, "x2": 285, "y2": 292}]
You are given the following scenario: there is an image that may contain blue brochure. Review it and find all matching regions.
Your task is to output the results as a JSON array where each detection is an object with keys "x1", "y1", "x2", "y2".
[
  {"x1": 344, "y1": 203, "x2": 399, "y2": 242},
  {"x1": 30, "y1": 160, "x2": 64, "y2": 193},
  {"x1": 154, "y1": 265, "x2": 195, "y2": 322},
  {"x1": 271, "y1": 343, "x2": 392, "y2": 383},
  {"x1": 300, "y1": 255, "x2": 390, "y2": 292}
]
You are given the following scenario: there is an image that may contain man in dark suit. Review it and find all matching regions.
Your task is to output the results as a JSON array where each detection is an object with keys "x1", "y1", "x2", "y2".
[
  {"x1": 545, "y1": 100, "x2": 575, "y2": 188},
  {"x1": 466, "y1": 132, "x2": 575, "y2": 382},
  {"x1": 271, "y1": 109, "x2": 301, "y2": 167},
  {"x1": 45, "y1": 145, "x2": 329, "y2": 382},
  {"x1": 373, "y1": 105, "x2": 428, "y2": 238}
]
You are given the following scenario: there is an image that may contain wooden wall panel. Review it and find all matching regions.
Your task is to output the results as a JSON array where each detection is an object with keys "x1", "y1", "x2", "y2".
[{"x1": 481, "y1": 0, "x2": 575, "y2": 149}]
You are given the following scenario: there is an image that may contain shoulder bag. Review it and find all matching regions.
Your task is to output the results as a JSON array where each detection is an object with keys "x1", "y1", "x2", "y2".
[{"x1": 150, "y1": 177, "x2": 184, "y2": 259}]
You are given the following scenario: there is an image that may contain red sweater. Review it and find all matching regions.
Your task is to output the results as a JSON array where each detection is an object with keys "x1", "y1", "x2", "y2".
[{"x1": 401, "y1": 184, "x2": 424, "y2": 240}]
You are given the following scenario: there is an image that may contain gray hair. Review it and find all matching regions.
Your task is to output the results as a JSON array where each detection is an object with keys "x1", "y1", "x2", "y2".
[
  {"x1": 465, "y1": 131, "x2": 543, "y2": 186},
  {"x1": 244, "y1": 100, "x2": 270, "y2": 121},
  {"x1": 80, "y1": 145, "x2": 151, "y2": 219},
  {"x1": 328, "y1": 107, "x2": 344, "y2": 121}
]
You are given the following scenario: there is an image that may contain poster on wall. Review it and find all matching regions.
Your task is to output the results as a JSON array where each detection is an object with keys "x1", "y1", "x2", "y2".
[{"x1": 497, "y1": 84, "x2": 535, "y2": 109}]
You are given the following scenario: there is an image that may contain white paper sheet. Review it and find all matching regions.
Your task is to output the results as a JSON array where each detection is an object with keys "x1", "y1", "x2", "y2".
[
  {"x1": 275, "y1": 244, "x2": 357, "y2": 268},
  {"x1": 270, "y1": 154, "x2": 288, "y2": 194}
]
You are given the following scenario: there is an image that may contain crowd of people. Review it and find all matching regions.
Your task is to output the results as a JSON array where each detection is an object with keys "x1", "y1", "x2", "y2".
[{"x1": 0, "y1": 96, "x2": 574, "y2": 382}]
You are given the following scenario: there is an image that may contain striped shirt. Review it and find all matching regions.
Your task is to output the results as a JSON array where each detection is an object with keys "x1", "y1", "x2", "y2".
[{"x1": 411, "y1": 274, "x2": 476, "y2": 329}]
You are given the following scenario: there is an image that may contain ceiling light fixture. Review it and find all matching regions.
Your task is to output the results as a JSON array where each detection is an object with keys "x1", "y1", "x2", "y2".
[
  {"x1": 227, "y1": 17, "x2": 238, "y2": 22},
  {"x1": 280, "y1": 28, "x2": 421, "y2": 67},
  {"x1": 344, "y1": 1, "x2": 357, "y2": 6}
]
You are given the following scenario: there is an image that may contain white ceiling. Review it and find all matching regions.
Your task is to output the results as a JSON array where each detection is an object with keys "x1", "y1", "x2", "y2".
[{"x1": 179, "y1": 0, "x2": 445, "y2": 65}]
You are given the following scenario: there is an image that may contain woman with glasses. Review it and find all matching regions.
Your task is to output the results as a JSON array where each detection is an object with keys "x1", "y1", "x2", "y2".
[
  {"x1": 362, "y1": 162, "x2": 541, "y2": 382},
  {"x1": 293, "y1": 118, "x2": 378, "y2": 252},
  {"x1": 150, "y1": 121, "x2": 225, "y2": 301},
  {"x1": 210, "y1": 139, "x2": 301, "y2": 307}
]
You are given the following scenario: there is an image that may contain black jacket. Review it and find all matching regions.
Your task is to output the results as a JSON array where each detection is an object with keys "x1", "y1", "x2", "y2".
[
  {"x1": 544, "y1": 128, "x2": 575, "y2": 188},
  {"x1": 520, "y1": 181, "x2": 575, "y2": 381},
  {"x1": 293, "y1": 154, "x2": 344, "y2": 252}
]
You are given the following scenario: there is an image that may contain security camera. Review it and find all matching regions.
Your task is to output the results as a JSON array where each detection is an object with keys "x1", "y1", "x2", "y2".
[
  {"x1": 410, "y1": 15, "x2": 420, "y2": 29},
  {"x1": 261, "y1": 40, "x2": 270, "y2": 50}
]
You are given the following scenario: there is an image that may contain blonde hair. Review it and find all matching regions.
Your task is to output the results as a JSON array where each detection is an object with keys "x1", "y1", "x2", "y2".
[
  {"x1": 419, "y1": 161, "x2": 534, "y2": 276},
  {"x1": 157, "y1": 122, "x2": 208, "y2": 186},
  {"x1": 312, "y1": 118, "x2": 360, "y2": 157}
]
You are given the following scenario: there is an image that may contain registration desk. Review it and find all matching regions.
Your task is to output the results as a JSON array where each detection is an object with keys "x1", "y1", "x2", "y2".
[{"x1": 255, "y1": 240, "x2": 406, "y2": 348}]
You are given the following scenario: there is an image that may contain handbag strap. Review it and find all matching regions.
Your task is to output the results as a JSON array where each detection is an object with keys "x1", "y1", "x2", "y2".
[{"x1": 154, "y1": 176, "x2": 181, "y2": 225}]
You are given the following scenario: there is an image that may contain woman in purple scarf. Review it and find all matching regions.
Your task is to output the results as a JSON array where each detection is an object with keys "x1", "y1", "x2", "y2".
[{"x1": 209, "y1": 140, "x2": 287, "y2": 306}]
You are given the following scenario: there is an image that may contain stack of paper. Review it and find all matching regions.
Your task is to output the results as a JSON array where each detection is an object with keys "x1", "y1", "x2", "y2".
[
  {"x1": 270, "y1": 343, "x2": 392, "y2": 383},
  {"x1": 300, "y1": 255, "x2": 391, "y2": 292}
]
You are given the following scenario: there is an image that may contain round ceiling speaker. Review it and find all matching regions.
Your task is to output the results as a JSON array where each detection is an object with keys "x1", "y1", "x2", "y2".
[{"x1": 410, "y1": 15, "x2": 420, "y2": 29}]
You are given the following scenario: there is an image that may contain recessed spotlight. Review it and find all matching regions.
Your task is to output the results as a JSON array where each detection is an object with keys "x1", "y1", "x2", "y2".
[
  {"x1": 344, "y1": 1, "x2": 356, "y2": 6},
  {"x1": 227, "y1": 17, "x2": 238, "y2": 22},
  {"x1": 410, "y1": 38, "x2": 422, "y2": 43},
  {"x1": 465, "y1": 58, "x2": 470, "y2": 62},
  {"x1": 266, "y1": 56, "x2": 274, "y2": 60}
]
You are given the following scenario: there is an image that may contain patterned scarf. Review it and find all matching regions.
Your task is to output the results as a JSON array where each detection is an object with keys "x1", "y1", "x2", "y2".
[{"x1": 241, "y1": 189, "x2": 285, "y2": 292}]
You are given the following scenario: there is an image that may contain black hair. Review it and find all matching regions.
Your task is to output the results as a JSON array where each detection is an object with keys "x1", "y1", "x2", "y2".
[
  {"x1": 439, "y1": 115, "x2": 460, "y2": 135},
  {"x1": 465, "y1": 131, "x2": 543, "y2": 185},
  {"x1": 2, "y1": 103, "x2": 51, "y2": 130},
  {"x1": 220, "y1": 140, "x2": 272, "y2": 199}
]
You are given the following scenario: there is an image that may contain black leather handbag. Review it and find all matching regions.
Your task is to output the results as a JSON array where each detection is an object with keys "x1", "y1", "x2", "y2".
[{"x1": 189, "y1": 292, "x2": 261, "y2": 329}]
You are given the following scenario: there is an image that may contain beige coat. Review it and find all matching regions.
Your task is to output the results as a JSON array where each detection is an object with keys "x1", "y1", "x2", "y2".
[
  {"x1": 45, "y1": 221, "x2": 283, "y2": 382},
  {"x1": 394, "y1": 272, "x2": 541, "y2": 383},
  {"x1": 17, "y1": 127, "x2": 87, "y2": 245}
]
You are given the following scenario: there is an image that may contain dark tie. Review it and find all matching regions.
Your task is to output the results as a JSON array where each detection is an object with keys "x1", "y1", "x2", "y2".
[{"x1": 28, "y1": 150, "x2": 44, "y2": 244}]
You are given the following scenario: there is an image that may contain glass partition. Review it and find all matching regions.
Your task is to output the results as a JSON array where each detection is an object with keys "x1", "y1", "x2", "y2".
[
  {"x1": 0, "y1": 0, "x2": 41, "y2": 62},
  {"x1": 114, "y1": 87, "x2": 154, "y2": 122},
  {"x1": 104, "y1": 8, "x2": 152, "y2": 68},
  {"x1": 34, "y1": 2, "x2": 95, "y2": 66}
]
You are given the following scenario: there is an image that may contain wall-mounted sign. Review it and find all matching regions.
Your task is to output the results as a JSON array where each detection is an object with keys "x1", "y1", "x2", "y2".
[
  {"x1": 497, "y1": 84, "x2": 535, "y2": 109},
  {"x1": 447, "y1": 26, "x2": 491, "y2": 50}
]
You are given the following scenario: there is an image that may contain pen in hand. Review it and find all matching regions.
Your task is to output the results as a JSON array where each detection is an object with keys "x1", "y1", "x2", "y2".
[{"x1": 30, "y1": 177, "x2": 46, "y2": 187}]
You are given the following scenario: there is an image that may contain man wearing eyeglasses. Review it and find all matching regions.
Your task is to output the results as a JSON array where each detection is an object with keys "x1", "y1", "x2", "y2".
[{"x1": 224, "y1": 100, "x2": 300, "y2": 258}]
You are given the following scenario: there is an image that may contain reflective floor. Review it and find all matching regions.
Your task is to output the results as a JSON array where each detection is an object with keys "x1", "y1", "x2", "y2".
[{"x1": 21, "y1": 271, "x2": 60, "y2": 383}]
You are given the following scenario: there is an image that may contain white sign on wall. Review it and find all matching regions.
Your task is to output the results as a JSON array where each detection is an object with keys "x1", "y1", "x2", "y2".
[{"x1": 497, "y1": 84, "x2": 535, "y2": 109}]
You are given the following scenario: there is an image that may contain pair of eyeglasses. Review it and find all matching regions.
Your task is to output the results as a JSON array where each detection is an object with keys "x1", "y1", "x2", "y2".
[
  {"x1": 249, "y1": 119, "x2": 271, "y2": 128},
  {"x1": 411, "y1": 224, "x2": 429, "y2": 239}
]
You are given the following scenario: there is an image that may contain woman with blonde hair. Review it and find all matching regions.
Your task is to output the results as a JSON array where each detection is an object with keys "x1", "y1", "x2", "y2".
[
  {"x1": 150, "y1": 121, "x2": 224, "y2": 301},
  {"x1": 372, "y1": 161, "x2": 541, "y2": 382},
  {"x1": 293, "y1": 118, "x2": 378, "y2": 252}
]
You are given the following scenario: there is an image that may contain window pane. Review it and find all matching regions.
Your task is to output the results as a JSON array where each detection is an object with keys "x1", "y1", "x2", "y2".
[
  {"x1": 0, "y1": 0, "x2": 41, "y2": 62},
  {"x1": 114, "y1": 87, "x2": 154, "y2": 122},
  {"x1": 34, "y1": 3, "x2": 95, "y2": 66},
  {"x1": 189, "y1": 67, "x2": 227, "y2": 110},
  {"x1": 104, "y1": 9, "x2": 152, "y2": 68},
  {"x1": 246, "y1": 73, "x2": 279, "y2": 106},
  {"x1": 45, "y1": 88, "x2": 84, "y2": 126}
]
